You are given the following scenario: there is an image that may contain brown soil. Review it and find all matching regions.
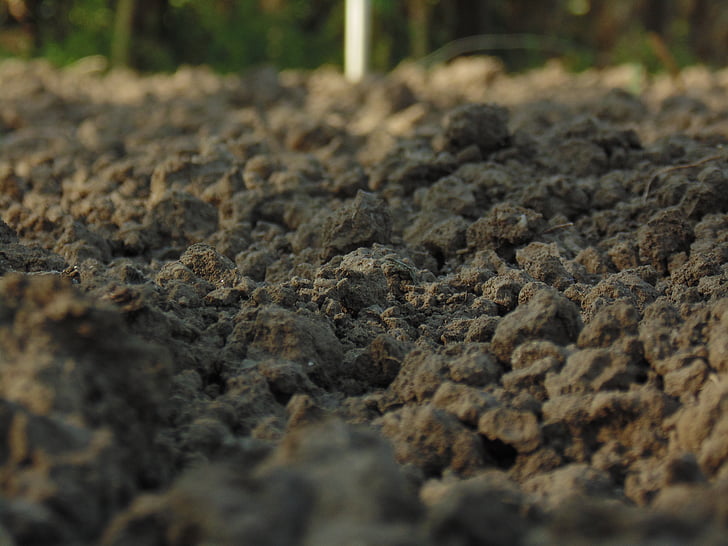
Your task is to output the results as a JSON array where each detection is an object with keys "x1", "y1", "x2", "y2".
[{"x1": 1, "y1": 56, "x2": 728, "y2": 545}]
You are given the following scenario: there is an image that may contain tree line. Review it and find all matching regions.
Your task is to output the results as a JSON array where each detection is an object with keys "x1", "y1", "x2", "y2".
[{"x1": 0, "y1": 0, "x2": 726, "y2": 72}]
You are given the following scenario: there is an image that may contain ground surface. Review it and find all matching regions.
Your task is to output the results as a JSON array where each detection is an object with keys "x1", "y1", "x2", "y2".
[{"x1": 1, "y1": 56, "x2": 728, "y2": 545}]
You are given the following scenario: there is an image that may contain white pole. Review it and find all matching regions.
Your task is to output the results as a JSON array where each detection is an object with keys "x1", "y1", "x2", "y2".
[{"x1": 345, "y1": 0, "x2": 371, "y2": 82}]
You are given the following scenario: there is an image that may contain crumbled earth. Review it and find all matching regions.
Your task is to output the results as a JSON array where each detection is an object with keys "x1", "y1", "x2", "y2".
[{"x1": 1, "y1": 56, "x2": 728, "y2": 544}]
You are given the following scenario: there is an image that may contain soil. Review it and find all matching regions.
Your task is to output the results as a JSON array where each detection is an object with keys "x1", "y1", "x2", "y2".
[{"x1": 1, "y1": 56, "x2": 728, "y2": 545}]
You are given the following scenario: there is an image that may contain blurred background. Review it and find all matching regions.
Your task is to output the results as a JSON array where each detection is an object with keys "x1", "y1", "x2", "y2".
[{"x1": 0, "y1": 0, "x2": 727, "y2": 73}]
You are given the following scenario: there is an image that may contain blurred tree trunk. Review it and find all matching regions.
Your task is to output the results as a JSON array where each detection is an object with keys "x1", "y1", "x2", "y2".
[
  {"x1": 407, "y1": 0, "x2": 431, "y2": 59},
  {"x1": 688, "y1": 0, "x2": 709, "y2": 57},
  {"x1": 111, "y1": 0, "x2": 135, "y2": 67},
  {"x1": 687, "y1": 0, "x2": 728, "y2": 65},
  {"x1": 640, "y1": 0, "x2": 670, "y2": 34}
]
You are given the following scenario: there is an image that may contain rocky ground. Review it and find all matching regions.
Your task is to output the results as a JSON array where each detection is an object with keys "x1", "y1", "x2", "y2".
[{"x1": 1, "y1": 55, "x2": 728, "y2": 545}]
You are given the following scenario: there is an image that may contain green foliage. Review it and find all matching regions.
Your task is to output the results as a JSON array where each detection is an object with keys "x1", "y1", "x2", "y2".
[
  {"x1": 142, "y1": 0, "x2": 342, "y2": 72},
  {"x1": 666, "y1": 17, "x2": 698, "y2": 68},
  {"x1": 4, "y1": 0, "x2": 345, "y2": 72},
  {"x1": 611, "y1": 26, "x2": 660, "y2": 72},
  {"x1": 37, "y1": 0, "x2": 113, "y2": 65}
]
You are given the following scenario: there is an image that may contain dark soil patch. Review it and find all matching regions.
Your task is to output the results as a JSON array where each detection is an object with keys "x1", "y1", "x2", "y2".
[{"x1": 1, "y1": 57, "x2": 728, "y2": 545}]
